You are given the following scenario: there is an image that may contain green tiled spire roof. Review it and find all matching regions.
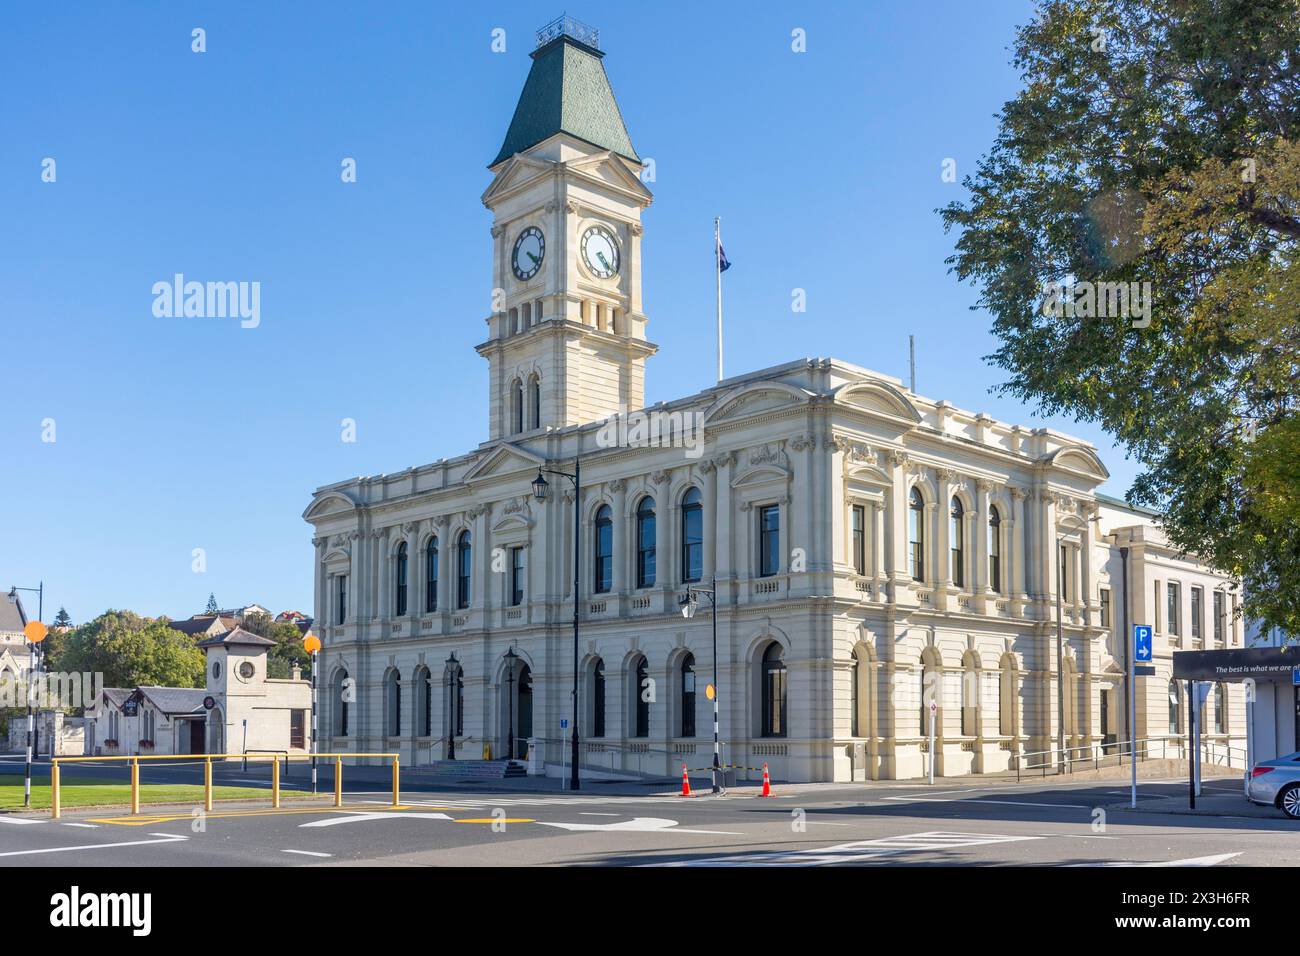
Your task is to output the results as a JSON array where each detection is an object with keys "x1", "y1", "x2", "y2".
[{"x1": 490, "y1": 33, "x2": 639, "y2": 167}]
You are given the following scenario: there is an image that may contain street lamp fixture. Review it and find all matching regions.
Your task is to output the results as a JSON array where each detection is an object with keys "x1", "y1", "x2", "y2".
[
  {"x1": 504, "y1": 646, "x2": 518, "y2": 761},
  {"x1": 445, "y1": 651, "x2": 459, "y2": 760},
  {"x1": 679, "y1": 577, "x2": 721, "y2": 794}
]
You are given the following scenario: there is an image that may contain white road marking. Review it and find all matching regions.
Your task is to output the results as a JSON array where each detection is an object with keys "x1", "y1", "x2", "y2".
[
  {"x1": 0, "y1": 816, "x2": 42, "y2": 825},
  {"x1": 0, "y1": 833, "x2": 188, "y2": 858},
  {"x1": 658, "y1": 830, "x2": 1041, "y2": 867},
  {"x1": 1074, "y1": 852, "x2": 1242, "y2": 867},
  {"x1": 537, "y1": 816, "x2": 739, "y2": 835},
  {"x1": 579, "y1": 812, "x2": 620, "y2": 816},
  {"x1": 61, "y1": 823, "x2": 99, "y2": 828},
  {"x1": 971, "y1": 799, "x2": 1091, "y2": 809},
  {"x1": 282, "y1": 849, "x2": 332, "y2": 858},
  {"x1": 299, "y1": 812, "x2": 453, "y2": 828}
]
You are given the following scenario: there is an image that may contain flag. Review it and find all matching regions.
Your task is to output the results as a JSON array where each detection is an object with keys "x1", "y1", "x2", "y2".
[{"x1": 717, "y1": 241, "x2": 731, "y2": 273}]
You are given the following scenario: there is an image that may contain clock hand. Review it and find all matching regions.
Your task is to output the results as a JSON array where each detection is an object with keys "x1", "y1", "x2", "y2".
[
  {"x1": 527, "y1": 252, "x2": 540, "y2": 266},
  {"x1": 597, "y1": 251, "x2": 612, "y2": 271}
]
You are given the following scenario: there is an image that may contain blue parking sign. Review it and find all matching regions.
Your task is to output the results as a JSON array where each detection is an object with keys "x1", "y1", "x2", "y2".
[{"x1": 1134, "y1": 625, "x2": 1153, "y2": 663}]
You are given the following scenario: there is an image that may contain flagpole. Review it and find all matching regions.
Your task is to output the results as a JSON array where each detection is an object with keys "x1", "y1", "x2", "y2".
[{"x1": 715, "y1": 216, "x2": 723, "y2": 383}]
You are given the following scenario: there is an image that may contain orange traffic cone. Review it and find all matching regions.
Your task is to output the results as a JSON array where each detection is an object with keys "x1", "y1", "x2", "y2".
[
  {"x1": 760, "y1": 762, "x2": 772, "y2": 797},
  {"x1": 680, "y1": 764, "x2": 692, "y2": 797}
]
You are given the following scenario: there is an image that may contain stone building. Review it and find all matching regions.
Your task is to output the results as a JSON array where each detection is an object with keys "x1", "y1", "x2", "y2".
[{"x1": 301, "y1": 19, "x2": 1243, "y2": 782}]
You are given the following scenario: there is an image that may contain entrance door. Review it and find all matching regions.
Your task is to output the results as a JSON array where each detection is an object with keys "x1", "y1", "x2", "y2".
[
  {"x1": 517, "y1": 666, "x2": 533, "y2": 759},
  {"x1": 190, "y1": 720, "x2": 205, "y2": 755}
]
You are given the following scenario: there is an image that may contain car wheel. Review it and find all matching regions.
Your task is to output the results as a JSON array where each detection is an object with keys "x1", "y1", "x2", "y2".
[{"x1": 1280, "y1": 784, "x2": 1300, "y2": 820}]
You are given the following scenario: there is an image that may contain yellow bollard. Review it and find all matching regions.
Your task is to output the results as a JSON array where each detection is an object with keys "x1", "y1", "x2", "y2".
[
  {"x1": 130, "y1": 759, "x2": 140, "y2": 815},
  {"x1": 392, "y1": 756, "x2": 400, "y2": 807},
  {"x1": 334, "y1": 756, "x2": 342, "y2": 808},
  {"x1": 204, "y1": 758, "x2": 213, "y2": 812},
  {"x1": 51, "y1": 761, "x2": 61, "y2": 820},
  {"x1": 271, "y1": 756, "x2": 281, "y2": 808}
]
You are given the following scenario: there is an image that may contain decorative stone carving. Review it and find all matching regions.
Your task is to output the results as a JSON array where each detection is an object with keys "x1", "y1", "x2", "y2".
[
  {"x1": 608, "y1": 478, "x2": 627, "y2": 493},
  {"x1": 649, "y1": 470, "x2": 670, "y2": 485},
  {"x1": 749, "y1": 443, "x2": 788, "y2": 468},
  {"x1": 503, "y1": 497, "x2": 530, "y2": 516},
  {"x1": 790, "y1": 433, "x2": 814, "y2": 452}
]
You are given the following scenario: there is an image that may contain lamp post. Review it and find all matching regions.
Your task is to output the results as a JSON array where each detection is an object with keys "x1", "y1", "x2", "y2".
[
  {"x1": 445, "y1": 651, "x2": 459, "y2": 760},
  {"x1": 303, "y1": 632, "x2": 321, "y2": 795},
  {"x1": 9, "y1": 585, "x2": 44, "y2": 808},
  {"x1": 504, "y1": 646, "x2": 518, "y2": 761},
  {"x1": 532, "y1": 462, "x2": 581, "y2": 791},
  {"x1": 1054, "y1": 538, "x2": 1066, "y2": 775},
  {"x1": 680, "y1": 577, "x2": 720, "y2": 794}
]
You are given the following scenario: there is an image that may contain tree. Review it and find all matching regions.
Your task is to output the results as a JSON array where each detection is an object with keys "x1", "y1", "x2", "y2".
[
  {"x1": 940, "y1": 0, "x2": 1300, "y2": 636},
  {"x1": 50, "y1": 610, "x2": 206, "y2": 689},
  {"x1": 240, "y1": 612, "x2": 311, "y2": 680},
  {"x1": 53, "y1": 607, "x2": 72, "y2": 629},
  {"x1": 205, "y1": 593, "x2": 219, "y2": 615}
]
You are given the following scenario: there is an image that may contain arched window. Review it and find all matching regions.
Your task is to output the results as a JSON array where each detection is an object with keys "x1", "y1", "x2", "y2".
[
  {"x1": 332, "y1": 670, "x2": 349, "y2": 736},
  {"x1": 680, "y1": 653, "x2": 696, "y2": 737},
  {"x1": 988, "y1": 505, "x2": 1002, "y2": 594},
  {"x1": 950, "y1": 497, "x2": 964, "y2": 588},
  {"x1": 633, "y1": 655, "x2": 650, "y2": 738},
  {"x1": 593, "y1": 505, "x2": 613, "y2": 593},
  {"x1": 681, "y1": 488, "x2": 703, "y2": 583},
  {"x1": 415, "y1": 666, "x2": 431, "y2": 737},
  {"x1": 850, "y1": 653, "x2": 860, "y2": 737},
  {"x1": 1167, "y1": 681, "x2": 1180, "y2": 735},
  {"x1": 425, "y1": 536, "x2": 439, "y2": 613},
  {"x1": 529, "y1": 375, "x2": 541, "y2": 430},
  {"x1": 512, "y1": 379, "x2": 524, "y2": 434},
  {"x1": 636, "y1": 497, "x2": 656, "y2": 588},
  {"x1": 457, "y1": 530, "x2": 472, "y2": 609},
  {"x1": 998, "y1": 655, "x2": 1016, "y2": 737},
  {"x1": 384, "y1": 669, "x2": 401, "y2": 737},
  {"x1": 592, "y1": 659, "x2": 606, "y2": 738},
  {"x1": 761, "y1": 643, "x2": 787, "y2": 738},
  {"x1": 961, "y1": 651, "x2": 979, "y2": 736},
  {"x1": 909, "y1": 487, "x2": 925, "y2": 582},
  {"x1": 395, "y1": 542, "x2": 408, "y2": 616}
]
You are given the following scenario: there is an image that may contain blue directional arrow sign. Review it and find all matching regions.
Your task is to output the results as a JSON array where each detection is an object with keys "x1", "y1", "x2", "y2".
[{"x1": 1134, "y1": 624, "x2": 1153, "y2": 663}]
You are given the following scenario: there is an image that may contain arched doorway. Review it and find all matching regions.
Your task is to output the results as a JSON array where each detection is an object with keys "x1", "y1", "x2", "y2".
[
  {"x1": 500, "y1": 652, "x2": 532, "y2": 760},
  {"x1": 208, "y1": 707, "x2": 224, "y2": 755}
]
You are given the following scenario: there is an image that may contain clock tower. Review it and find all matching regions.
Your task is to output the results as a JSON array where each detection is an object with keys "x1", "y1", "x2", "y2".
[{"x1": 478, "y1": 16, "x2": 657, "y2": 441}]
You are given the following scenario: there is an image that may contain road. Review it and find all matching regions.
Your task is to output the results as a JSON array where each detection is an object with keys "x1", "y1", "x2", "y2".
[{"x1": 1, "y1": 763, "x2": 1295, "y2": 867}]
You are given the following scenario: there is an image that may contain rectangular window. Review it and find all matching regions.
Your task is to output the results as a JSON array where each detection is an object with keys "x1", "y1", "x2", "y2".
[
  {"x1": 759, "y1": 505, "x2": 780, "y2": 577},
  {"x1": 1154, "y1": 581, "x2": 1160, "y2": 632},
  {"x1": 335, "y1": 575, "x2": 347, "y2": 625},
  {"x1": 852, "y1": 504, "x2": 866, "y2": 576},
  {"x1": 1099, "y1": 587, "x2": 1111, "y2": 628},
  {"x1": 1190, "y1": 586, "x2": 1203, "y2": 640},
  {"x1": 510, "y1": 547, "x2": 525, "y2": 607},
  {"x1": 290, "y1": 710, "x2": 306, "y2": 749},
  {"x1": 1167, "y1": 582, "x2": 1180, "y2": 636},
  {"x1": 1213, "y1": 590, "x2": 1225, "y2": 644}
]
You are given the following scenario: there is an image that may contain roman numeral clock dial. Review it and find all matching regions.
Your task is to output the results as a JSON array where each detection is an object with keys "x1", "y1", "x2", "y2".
[
  {"x1": 580, "y1": 225, "x2": 620, "y2": 279},
  {"x1": 511, "y1": 226, "x2": 545, "y2": 281}
]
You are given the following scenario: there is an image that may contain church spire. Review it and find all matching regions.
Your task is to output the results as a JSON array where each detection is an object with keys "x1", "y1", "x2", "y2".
[{"x1": 490, "y1": 16, "x2": 639, "y2": 168}]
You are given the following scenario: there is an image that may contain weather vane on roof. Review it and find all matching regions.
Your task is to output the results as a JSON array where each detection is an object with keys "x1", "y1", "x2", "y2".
[{"x1": 536, "y1": 14, "x2": 599, "y2": 51}]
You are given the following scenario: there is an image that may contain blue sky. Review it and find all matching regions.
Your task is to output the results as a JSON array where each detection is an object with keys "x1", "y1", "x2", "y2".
[{"x1": 0, "y1": 0, "x2": 1139, "y2": 625}]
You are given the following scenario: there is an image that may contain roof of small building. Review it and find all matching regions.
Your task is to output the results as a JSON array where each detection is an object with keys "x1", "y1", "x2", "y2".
[
  {"x1": 100, "y1": 688, "x2": 134, "y2": 710},
  {"x1": 196, "y1": 626, "x2": 276, "y2": 649},
  {"x1": 136, "y1": 686, "x2": 209, "y2": 716},
  {"x1": 167, "y1": 615, "x2": 227, "y2": 637},
  {"x1": 0, "y1": 593, "x2": 28, "y2": 635}
]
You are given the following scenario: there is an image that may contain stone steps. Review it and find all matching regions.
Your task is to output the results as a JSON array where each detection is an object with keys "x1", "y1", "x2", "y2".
[{"x1": 409, "y1": 760, "x2": 528, "y2": 779}]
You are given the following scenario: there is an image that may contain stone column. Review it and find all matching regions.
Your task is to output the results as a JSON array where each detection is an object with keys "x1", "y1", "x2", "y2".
[
  {"x1": 1010, "y1": 486, "x2": 1028, "y2": 610},
  {"x1": 435, "y1": 517, "x2": 452, "y2": 615},
  {"x1": 375, "y1": 527, "x2": 391, "y2": 621},
  {"x1": 610, "y1": 479, "x2": 628, "y2": 595},
  {"x1": 713, "y1": 453, "x2": 734, "y2": 603},
  {"x1": 702, "y1": 458, "x2": 718, "y2": 582},
  {"x1": 472, "y1": 504, "x2": 491, "y2": 611},
  {"x1": 405, "y1": 522, "x2": 421, "y2": 623},
  {"x1": 347, "y1": 532, "x2": 362, "y2": 623},
  {"x1": 887, "y1": 450, "x2": 912, "y2": 603},
  {"x1": 872, "y1": 500, "x2": 886, "y2": 592}
]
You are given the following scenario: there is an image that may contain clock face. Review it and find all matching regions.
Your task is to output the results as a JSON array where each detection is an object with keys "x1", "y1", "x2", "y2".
[
  {"x1": 580, "y1": 225, "x2": 620, "y2": 279},
  {"x1": 511, "y1": 226, "x2": 545, "y2": 281}
]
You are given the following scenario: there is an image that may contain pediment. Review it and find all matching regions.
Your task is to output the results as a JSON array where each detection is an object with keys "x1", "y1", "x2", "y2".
[
  {"x1": 833, "y1": 380, "x2": 922, "y2": 427},
  {"x1": 481, "y1": 154, "x2": 554, "y2": 206},
  {"x1": 1039, "y1": 446, "x2": 1109, "y2": 482},
  {"x1": 565, "y1": 151, "x2": 652, "y2": 200},
  {"x1": 463, "y1": 443, "x2": 547, "y2": 484},
  {"x1": 703, "y1": 382, "x2": 812, "y2": 427},
  {"x1": 303, "y1": 490, "x2": 359, "y2": 522}
]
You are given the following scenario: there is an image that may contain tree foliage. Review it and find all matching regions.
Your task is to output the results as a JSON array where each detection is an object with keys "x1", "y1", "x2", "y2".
[
  {"x1": 940, "y1": 0, "x2": 1300, "y2": 634},
  {"x1": 50, "y1": 610, "x2": 205, "y2": 689},
  {"x1": 240, "y1": 612, "x2": 310, "y2": 680}
]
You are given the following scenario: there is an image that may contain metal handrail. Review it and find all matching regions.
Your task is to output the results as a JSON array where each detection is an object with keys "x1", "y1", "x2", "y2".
[{"x1": 47, "y1": 752, "x2": 400, "y2": 820}]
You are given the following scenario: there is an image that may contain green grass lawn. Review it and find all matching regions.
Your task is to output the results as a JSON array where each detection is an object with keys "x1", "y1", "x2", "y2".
[{"x1": 0, "y1": 773, "x2": 285, "y2": 811}]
